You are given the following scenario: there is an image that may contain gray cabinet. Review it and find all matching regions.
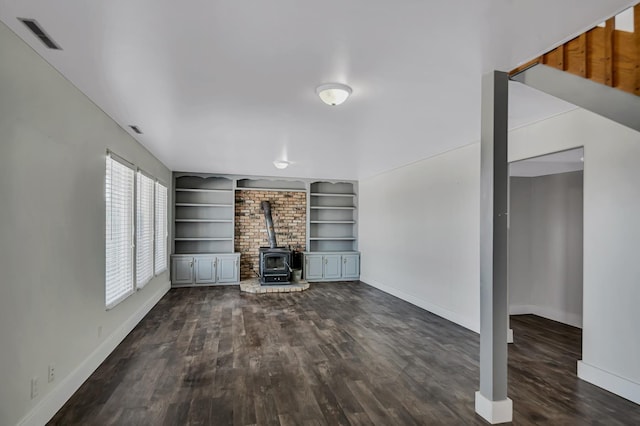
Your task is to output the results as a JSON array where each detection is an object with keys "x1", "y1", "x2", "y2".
[
  {"x1": 172, "y1": 256, "x2": 195, "y2": 285},
  {"x1": 171, "y1": 253, "x2": 240, "y2": 286},
  {"x1": 305, "y1": 255, "x2": 324, "y2": 280},
  {"x1": 217, "y1": 254, "x2": 239, "y2": 283},
  {"x1": 194, "y1": 256, "x2": 216, "y2": 284},
  {"x1": 323, "y1": 255, "x2": 342, "y2": 280},
  {"x1": 304, "y1": 252, "x2": 360, "y2": 282},
  {"x1": 342, "y1": 254, "x2": 360, "y2": 279}
]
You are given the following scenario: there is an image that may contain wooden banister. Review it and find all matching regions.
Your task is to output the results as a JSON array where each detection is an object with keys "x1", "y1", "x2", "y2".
[{"x1": 511, "y1": 3, "x2": 640, "y2": 97}]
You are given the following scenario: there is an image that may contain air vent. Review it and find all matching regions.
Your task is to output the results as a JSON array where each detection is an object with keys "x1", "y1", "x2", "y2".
[
  {"x1": 129, "y1": 125, "x2": 143, "y2": 135},
  {"x1": 18, "y1": 18, "x2": 62, "y2": 50}
]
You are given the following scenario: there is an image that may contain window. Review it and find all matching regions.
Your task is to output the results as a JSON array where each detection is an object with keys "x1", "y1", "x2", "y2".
[
  {"x1": 155, "y1": 182, "x2": 168, "y2": 275},
  {"x1": 105, "y1": 154, "x2": 135, "y2": 309},
  {"x1": 136, "y1": 172, "x2": 155, "y2": 288}
]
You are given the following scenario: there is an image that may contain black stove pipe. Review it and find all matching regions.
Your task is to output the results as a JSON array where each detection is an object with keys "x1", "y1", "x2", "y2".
[{"x1": 261, "y1": 200, "x2": 277, "y2": 248}]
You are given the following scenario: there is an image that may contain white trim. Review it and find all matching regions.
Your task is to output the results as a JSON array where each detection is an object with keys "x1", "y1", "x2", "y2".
[
  {"x1": 507, "y1": 328, "x2": 514, "y2": 344},
  {"x1": 361, "y1": 277, "x2": 479, "y2": 333},
  {"x1": 577, "y1": 361, "x2": 640, "y2": 405},
  {"x1": 475, "y1": 391, "x2": 513, "y2": 424},
  {"x1": 509, "y1": 304, "x2": 582, "y2": 329},
  {"x1": 17, "y1": 281, "x2": 170, "y2": 426}
]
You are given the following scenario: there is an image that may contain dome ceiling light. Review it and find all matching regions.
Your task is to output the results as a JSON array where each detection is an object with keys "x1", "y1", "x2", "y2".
[
  {"x1": 273, "y1": 160, "x2": 290, "y2": 169},
  {"x1": 316, "y1": 83, "x2": 352, "y2": 106}
]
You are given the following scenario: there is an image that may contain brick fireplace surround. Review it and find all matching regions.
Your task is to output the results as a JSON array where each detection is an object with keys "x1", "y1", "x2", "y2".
[{"x1": 234, "y1": 190, "x2": 306, "y2": 280}]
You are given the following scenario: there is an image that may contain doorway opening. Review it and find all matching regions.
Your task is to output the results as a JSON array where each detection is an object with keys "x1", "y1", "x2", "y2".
[{"x1": 508, "y1": 147, "x2": 584, "y2": 334}]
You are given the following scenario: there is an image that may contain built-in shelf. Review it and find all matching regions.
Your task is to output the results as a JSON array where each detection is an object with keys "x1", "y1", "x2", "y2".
[
  {"x1": 309, "y1": 181, "x2": 357, "y2": 253},
  {"x1": 175, "y1": 219, "x2": 233, "y2": 223},
  {"x1": 310, "y1": 193, "x2": 356, "y2": 197},
  {"x1": 175, "y1": 188, "x2": 232, "y2": 193},
  {"x1": 310, "y1": 220, "x2": 356, "y2": 224},
  {"x1": 310, "y1": 206, "x2": 356, "y2": 210},
  {"x1": 236, "y1": 187, "x2": 307, "y2": 193},
  {"x1": 175, "y1": 203, "x2": 233, "y2": 207},
  {"x1": 175, "y1": 237, "x2": 233, "y2": 241},
  {"x1": 174, "y1": 175, "x2": 235, "y2": 255},
  {"x1": 309, "y1": 237, "x2": 357, "y2": 241},
  {"x1": 236, "y1": 178, "x2": 306, "y2": 191}
]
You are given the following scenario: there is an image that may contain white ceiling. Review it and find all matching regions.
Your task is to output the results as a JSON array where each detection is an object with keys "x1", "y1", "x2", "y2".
[
  {"x1": 0, "y1": 0, "x2": 635, "y2": 180},
  {"x1": 510, "y1": 147, "x2": 584, "y2": 177}
]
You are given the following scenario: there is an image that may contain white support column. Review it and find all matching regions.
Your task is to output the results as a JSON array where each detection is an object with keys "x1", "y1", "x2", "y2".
[{"x1": 476, "y1": 71, "x2": 512, "y2": 424}]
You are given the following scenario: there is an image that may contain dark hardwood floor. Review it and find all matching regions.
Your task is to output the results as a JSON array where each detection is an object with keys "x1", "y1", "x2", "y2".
[{"x1": 50, "y1": 283, "x2": 640, "y2": 425}]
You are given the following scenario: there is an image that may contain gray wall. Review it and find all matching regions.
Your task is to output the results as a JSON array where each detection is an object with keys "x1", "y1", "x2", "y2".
[
  {"x1": 509, "y1": 172, "x2": 584, "y2": 328},
  {"x1": 0, "y1": 21, "x2": 172, "y2": 426}
]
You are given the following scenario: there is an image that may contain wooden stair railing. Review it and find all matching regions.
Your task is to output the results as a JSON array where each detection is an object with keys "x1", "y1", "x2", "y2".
[{"x1": 511, "y1": 4, "x2": 640, "y2": 97}]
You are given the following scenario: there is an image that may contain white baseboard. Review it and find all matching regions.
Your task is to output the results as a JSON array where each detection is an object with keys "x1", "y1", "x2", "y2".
[
  {"x1": 17, "y1": 281, "x2": 171, "y2": 426},
  {"x1": 509, "y1": 304, "x2": 582, "y2": 329},
  {"x1": 509, "y1": 304, "x2": 536, "y2": 315},
  {"x1": 577, "y1": 361, "x2": 640, "y2": 405},
  {"x1": 361, "y1": 276, "x2": 479, "y2": 333},
  {"x1": 475, "y1": 391, "x2": 512, "y2": 424}
]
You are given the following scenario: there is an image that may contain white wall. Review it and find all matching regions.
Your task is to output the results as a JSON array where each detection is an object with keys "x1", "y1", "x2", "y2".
[
  {"x1": 359, "y1": 144, "x2": 481, "y2": 332},
  {"x1": 510, "y1": 108, "x2": 640, "y2": 403},
  {"x1": 0, "y1": 22, "x2": 172, "y2": 426},
  {"x1": 509, "y1": 172, "x2": 584, "y2": 328},
  {"x1": 360, "y1": 107, "x2": 639, "y2": 404}
]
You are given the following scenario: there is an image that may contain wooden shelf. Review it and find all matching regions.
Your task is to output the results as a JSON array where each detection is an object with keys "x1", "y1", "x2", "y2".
[
  {"x1": 175, "y1": 219, "x2": 232, "y2": 223},
  {"x1": 175, "y1": 203, "x2": 233, "y2": 207}
]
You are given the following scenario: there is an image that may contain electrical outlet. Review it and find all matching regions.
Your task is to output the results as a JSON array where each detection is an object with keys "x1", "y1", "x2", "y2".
[
  {"x1": 31, "y1": 377, "x2": 38, "y2": 399},
  {"x1": 48, "y1": 364, "x2": 55, "y2": 383}
]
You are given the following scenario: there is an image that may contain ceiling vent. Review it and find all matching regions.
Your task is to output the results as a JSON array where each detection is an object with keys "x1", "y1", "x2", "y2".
[
  {"x1": 18, "y1": 18, "x2": 62, "y2": 50},
  {"x1": 129, "y1": 125, "x2": 143, "y2": 135}
]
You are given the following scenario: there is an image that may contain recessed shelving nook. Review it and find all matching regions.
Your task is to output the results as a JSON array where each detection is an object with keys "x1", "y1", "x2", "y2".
[
  {"x1": 308, "y1": 181, "x2": 358, "y2": 252},
  {"x1": 174, "y1": 175, "x2": 235, "y2": 254},
  {"x1": 170, "y1": 173, "x2": 359, "y2": 286}
]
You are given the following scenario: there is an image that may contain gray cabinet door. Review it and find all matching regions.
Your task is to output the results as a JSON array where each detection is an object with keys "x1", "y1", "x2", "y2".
[
  {"x1": 172, "y1": 256, "x2": 194, "y2": 285},
  {"x1": 323, "y1": 255, "x2": 342, "y2": 280},
  {"x1": 342, "y1": 254, "x2": 360, "y2": 279},
  {"x1": 217, "y1": 255, "x2": 239, "y2": 283},
  {"x1": 305, "y1": 255, "x2": 324, "y2": 280},
  {"x1": 194, "y1": 256, "x2": 216, "y2": 284}
]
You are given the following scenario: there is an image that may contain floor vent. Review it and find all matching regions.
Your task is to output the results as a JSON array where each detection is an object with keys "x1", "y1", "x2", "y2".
[{"x1": 18, "y1": 18, "x2": 62, "y2": 50}]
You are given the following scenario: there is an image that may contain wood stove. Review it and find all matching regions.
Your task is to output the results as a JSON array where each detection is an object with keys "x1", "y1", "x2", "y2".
[
  {"x1": 259, "y1": 200, "x2": 292, "y2": 284},
  {"x1": 259, "y1": 247, "x2": 291, "y2": 284}
]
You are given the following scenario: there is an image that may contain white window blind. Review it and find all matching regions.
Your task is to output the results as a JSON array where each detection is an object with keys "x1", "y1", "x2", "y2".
[
  {"x1": 136, "y1": 172, "x2": 155, "y2": 288},
  {"x1": 105, "y1": 154, "x2": 135, "y2": 309},
  {"x1": 155, "y1": 182, "x2": 168, "y2": 275}
]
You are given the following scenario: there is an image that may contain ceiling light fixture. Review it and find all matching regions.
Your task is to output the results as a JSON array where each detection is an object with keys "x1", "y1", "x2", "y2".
[
  {"x1": 316, "y1": 83, "x2": 352, "y2": 106},
  {"x1": 273, "y1": 160, "x2": 290, "y2": 169}
]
